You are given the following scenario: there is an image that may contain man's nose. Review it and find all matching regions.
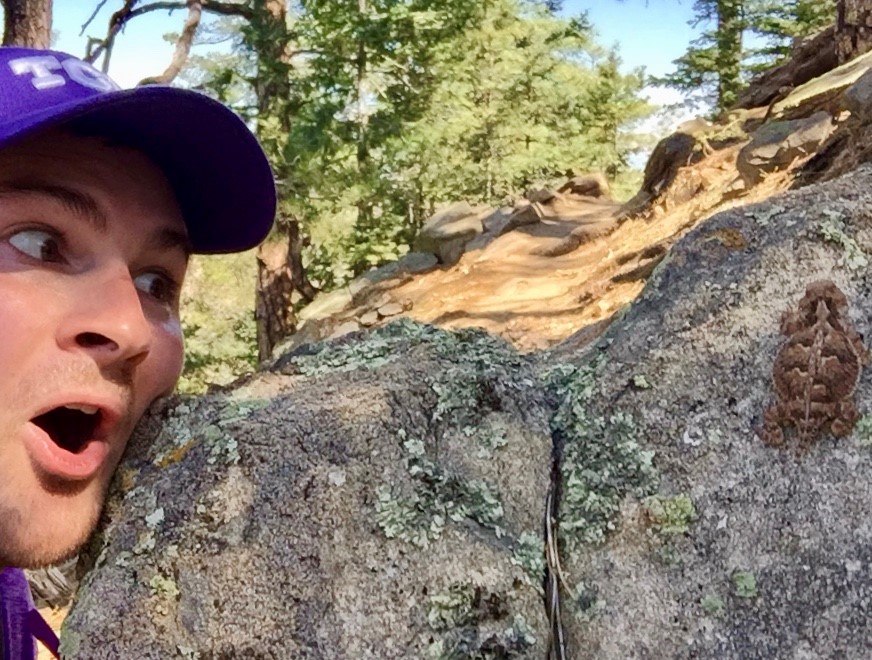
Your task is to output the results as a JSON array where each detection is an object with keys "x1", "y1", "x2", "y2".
[{"x1": 57, "y1": 266, "x2": 152, "y2": 368}]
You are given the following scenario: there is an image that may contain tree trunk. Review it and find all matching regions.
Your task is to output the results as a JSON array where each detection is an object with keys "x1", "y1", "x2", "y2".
[
  {"x1": 716, "y1": 0, "x2": 744, "y2": 111},
  {"x1": 836, "y1": 0, "x2": 872, "y2": 63},
  {"x1": 255, "y1": 239, "x2": 296, "y2": 362},
  {"x1": 250, "y1": 0, "x2": 317, "y2": 361},
  {"x1": 1, "y1": 0, "x2": 52, "y2": 48},
  {"x1": 733, "y1": 25, "x2": 838, "y2": 110}
]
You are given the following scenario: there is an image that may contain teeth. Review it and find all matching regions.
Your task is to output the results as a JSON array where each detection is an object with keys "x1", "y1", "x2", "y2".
[{"x1": 63, "y1": 404, "x2": 99, "y2": 415}]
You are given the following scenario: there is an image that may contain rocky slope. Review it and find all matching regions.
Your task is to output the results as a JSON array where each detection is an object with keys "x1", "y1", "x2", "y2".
[
  {"x1": 51, "y1": 28, "x2": 872, "y2": 659},
  {"x1": 285, "y1": 47, "x2": 872, "y2": 358}
]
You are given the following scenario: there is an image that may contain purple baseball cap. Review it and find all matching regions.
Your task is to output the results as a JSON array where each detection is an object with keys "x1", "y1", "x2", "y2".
[{"x1": 0, "y1": 47, "x2": 276, "y2": 254}]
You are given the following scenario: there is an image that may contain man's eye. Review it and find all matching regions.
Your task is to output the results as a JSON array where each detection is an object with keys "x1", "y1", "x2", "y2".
[
  {"x1": 8, "y1": 229, "x2": 64, "y2": 263},
  {"x1": 134, "y1": 272, "x2": 178, "y2": 304}
]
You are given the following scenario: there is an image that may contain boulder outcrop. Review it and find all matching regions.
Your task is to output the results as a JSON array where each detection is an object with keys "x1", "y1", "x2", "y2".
[{"x1": 63, "y1": 160, "x2": 872, "y2": 658}]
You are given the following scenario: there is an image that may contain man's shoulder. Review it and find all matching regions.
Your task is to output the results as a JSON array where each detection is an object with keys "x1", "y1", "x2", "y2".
[{"x1": 1, "y1": 567, "x2": 35, "y2": 657}]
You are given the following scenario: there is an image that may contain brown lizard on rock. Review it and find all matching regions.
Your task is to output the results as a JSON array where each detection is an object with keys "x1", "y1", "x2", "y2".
[{"x1": 761, "y1": 280, "x2": 868, "y2": 450}]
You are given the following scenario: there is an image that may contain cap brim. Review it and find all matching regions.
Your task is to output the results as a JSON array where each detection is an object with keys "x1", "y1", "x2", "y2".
[{"x1": 0, "y1": 86, "x2": 276, "y2": 254}]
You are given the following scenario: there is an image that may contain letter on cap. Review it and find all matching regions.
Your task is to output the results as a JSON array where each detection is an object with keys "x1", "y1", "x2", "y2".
[
  {"x1": 61, "y1": 59, "x2": 119, "y2": 92},
  {"x1": 8, "y1": 55, "x2": 65, "y2": 90}
]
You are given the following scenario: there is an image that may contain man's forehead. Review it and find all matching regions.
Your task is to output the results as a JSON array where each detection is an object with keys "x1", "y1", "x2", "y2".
[{"x1": 0, "y1": 132, "x2": 191, "y2": 256}]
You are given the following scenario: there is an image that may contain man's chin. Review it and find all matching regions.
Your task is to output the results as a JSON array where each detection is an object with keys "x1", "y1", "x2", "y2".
[{"x1": 0, "y1": 494, "x2": 102, "y2": 569}]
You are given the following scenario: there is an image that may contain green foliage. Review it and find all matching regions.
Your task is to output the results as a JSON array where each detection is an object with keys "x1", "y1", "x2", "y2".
[
  {"x1": 393, "y1": 3, "x2": 650, "y2": 208},
  {"x1": 178, "y1": 253, "x2": 258, "y2": 394},
  {"x1": 182, "y1": 1, "x2": 653, "y2": 292},
  {"x1": 746, "y1": 0, "x2": 836, "y2": 71},
  {"x1": 657, "y1": 0, "x2": 836, "y2": 112}
]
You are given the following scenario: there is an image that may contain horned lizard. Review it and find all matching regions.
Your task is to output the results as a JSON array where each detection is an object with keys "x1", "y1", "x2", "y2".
[{"x1": 761, "y1": 280, "x2": 868, "y2": 450}]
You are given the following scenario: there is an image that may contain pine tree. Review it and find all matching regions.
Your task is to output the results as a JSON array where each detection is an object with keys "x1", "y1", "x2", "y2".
[
  {"x1": 655, "y1": 0, "x2": 746, "y2": 112},
  {"x1": 746, "y1": 0, "x2": 836, "y2": 71},
  {"x1": 657, "y1": 0, "x2": 837, "y2": 112},
  {"x1": 388, "y1": 1, "x2": 650, "y2": 214}
]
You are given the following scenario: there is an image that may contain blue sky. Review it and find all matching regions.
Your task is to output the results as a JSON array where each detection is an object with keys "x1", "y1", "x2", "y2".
[
  {"x1": 49, "y1": 1, "x2": 701, "y2": 88},
  {"x1": 567, "y1": 0, "x2": 697, "y2": 77}
]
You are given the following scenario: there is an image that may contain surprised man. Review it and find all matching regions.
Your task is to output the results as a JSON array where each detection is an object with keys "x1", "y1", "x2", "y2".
[{"x1": 0, "y1": 47, "x2": 276, "y2": 658}]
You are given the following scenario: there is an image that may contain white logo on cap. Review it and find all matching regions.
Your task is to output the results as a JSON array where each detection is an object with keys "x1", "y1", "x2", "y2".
[{"x1": 9, "y1": 55, "x2": 120, "y2": 92}]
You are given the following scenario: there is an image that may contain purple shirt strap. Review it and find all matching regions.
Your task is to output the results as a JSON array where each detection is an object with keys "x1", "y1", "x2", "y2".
[{"x1": 0, "y1": 568, "x2": 60, "y2": 659}]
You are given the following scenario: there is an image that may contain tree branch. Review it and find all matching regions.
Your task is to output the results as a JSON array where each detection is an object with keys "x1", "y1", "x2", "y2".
[
  {"x1": 80, "y1": 0, "x2": 110, "y2": 36},
  {"x1": 126, "y1": 0, "x2": 253, "y2": 21},
  {"x1": 84, "y1": 0, "x2": 254, "y2": 67},
  {"x1": 138, "y1": 0, "x2": 202, "y2": 85}
]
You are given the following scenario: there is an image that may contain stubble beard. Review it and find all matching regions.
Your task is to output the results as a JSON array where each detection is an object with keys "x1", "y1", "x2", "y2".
[{"x1": 0, "y1": 361, "x2": 135, "y2": 569}]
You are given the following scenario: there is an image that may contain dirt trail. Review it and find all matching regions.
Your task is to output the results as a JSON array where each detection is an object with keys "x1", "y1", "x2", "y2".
[{"x1": 379, "y1": 144, "x2": 792, "y2": 352}]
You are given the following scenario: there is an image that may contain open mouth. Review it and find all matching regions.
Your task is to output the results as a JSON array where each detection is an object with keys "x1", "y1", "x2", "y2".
[{"x1": 31, "y1": 405, "x2": 102, "y2": 454}]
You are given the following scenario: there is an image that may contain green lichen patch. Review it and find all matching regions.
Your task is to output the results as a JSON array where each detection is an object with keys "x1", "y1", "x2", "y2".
[
  {"x1": 149, "y1": 573, "x2": 181, "y2": 618},
  {"x1": 466, "y1": 421, "x2": 509, "y2": 459},
  {"x1": 631, "y1": 374, "x2": 652, "y2": 390},
  {"x1": 427, "y1": 611, "x2": 536, "y2": 659},
  {"x1": 132, "y1": 530, "x2": 156, "y2": 555},
  {"x1": 144, "y1": 507, "x2": 165, "y2": 529},
  {"x1": 427, "y1": 329, "x2": 531, "y2": 429},
  {"x1": 428, "y1": 585, "x2": 497, "y2": 630},
  {"x1": 746, "y1": 204, "x2": 785, "y2": 227},
  {"x1": 282, "y1": 318, "x2": 444, "y2": 376},
  {"x1": 375, "y1": 433, "x2": 506, "y2": 548},
  {"x1": 151, "y1": 401, "x2": 197, "y2": 465},
  {"x1": 853, "y1": 415, "x2": 872, "y2": 447},
  {"x1": 204, "y1": 425, "x2": 240, "y2": 466},
  {"x1": 642, "y1": 494, "x2": 697, "y2": 537},
  {"x1": 559, "y1": 414, "x2": 657, "y2": 548},
  {"x1": 548, "y1": 358, "x2": 658, "y2": 551},
  {"x1": 818, "y1": 215, "x2": 869, "y2": 273},
  {"x1": 149, "y1": 574, "x2": 180, "y2": 600},
  {"x1": 510, "y1": 532, "x2": 546, "y2": 590},
  {"x1": 701, "y1": 594, "x2": 725, "y2": 617},
  {"x1": 572, "y1": 581, "x2": 606, "y2": 621},
  {"x1": 732, "y1": 570, "x2": 758, "y2": 599}
]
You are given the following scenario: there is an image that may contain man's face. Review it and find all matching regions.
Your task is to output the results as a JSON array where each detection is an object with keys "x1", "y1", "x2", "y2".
[{"x1": 0, "y1": 131, "x2": 188, "y2": 568}]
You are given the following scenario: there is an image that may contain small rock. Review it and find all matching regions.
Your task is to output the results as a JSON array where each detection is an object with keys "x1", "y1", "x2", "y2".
[
  {"x1": 358, "y1": 311, "x2": 379, "y2": 326},
  {"x1": 482, "y1": 208, "x2": 514, "y2": 234},
  {"x1": 299, "y1": 288, "x2": 354, "y2": 322},
  {"x1": 557, "y1": 173, "x2": 610, "y2": 199},
  {"x1": 361, "y1": 261, "x2": 401, "y2": 285},
  {"x1": 737, "y1": 111, "x2": 834, "y2": 186},
  {"x1": 526, "y1": 187, "x2": 556, "y2": 204},
  {"x1": 377, "y1": 303, "x2": 405, "y2": 317},
  {"x1": 327, "y1": 321, "x2": 360, "y2": 339},
  {"x1": 496, "y1": 203, "x2": 544, "y2": 237},
  {"x1": 844, "y1": 67, "x2": 872, "y2": 123},
  {"x1": 396, "y1": 252, "x2": 439, "y2": 274},
  {"x1": 372, "y1": 293, "x2": 392, "y2": 309},
  {"x1": 413, "y1": 202, "x2": 489, "y2": 265}
]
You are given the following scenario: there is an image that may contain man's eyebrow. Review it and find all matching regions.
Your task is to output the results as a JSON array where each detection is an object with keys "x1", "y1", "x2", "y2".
[
  {"x1": 0, "y1": 180, "x2": 193, "y2": 258},
  {"x1": 151, "y1": 227, "x2": 193, "y2": 259},
  {"x1": 0, "y1": 180, "x2": 108, "y2": 231}
]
